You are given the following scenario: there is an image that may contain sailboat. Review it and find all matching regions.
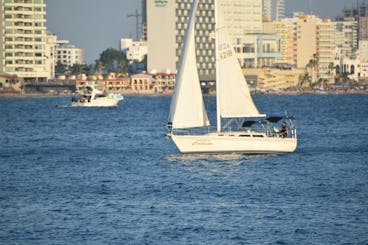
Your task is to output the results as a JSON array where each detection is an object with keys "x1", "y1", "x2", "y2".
[{"x1": 166, "y1": 0, "x2": 297, "y2": 154}]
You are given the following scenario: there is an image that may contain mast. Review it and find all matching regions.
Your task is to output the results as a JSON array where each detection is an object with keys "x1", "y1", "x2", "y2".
[{"x1": 215, "y1": 0, "x2": 221, "y2": 133}]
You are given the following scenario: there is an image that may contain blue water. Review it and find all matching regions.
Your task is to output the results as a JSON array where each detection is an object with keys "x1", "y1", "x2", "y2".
[{"x1": 0, "y1": 95, "x2": 367, "y2": 244}]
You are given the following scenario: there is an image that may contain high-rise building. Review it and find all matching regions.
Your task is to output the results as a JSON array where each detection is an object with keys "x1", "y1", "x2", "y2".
[
  {"x1": 263, "y1": 0, "x2": 284, "y2": 21},
  {"x1": 147, "y1": 0, "x2": 263, "y2": 81},
  {"x1": 0, "y1": 0, "x2": 49, "y2": 82}
]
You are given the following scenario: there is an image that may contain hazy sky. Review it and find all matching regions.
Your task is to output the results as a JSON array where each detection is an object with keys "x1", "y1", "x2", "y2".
[{"x1": 46, "y1": 0, "x2": 359, "y2": 64}]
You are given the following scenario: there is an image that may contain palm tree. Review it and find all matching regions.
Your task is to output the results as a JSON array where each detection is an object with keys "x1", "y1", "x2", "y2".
[
  {"x1": 306, "y1": 53, "x2": 318, "y2": 87},
  {"x1": 95, "y1": 60, "x2": 104, "y2": 73},
  {"x1": 326, "y1": 62, "x2": 336, "y2": 84},
  {"x1": 299, "y1": 72, "x2": 311, "y2": 87}
]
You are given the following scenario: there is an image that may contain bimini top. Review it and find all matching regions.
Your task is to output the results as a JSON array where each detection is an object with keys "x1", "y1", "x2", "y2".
[{"x1": 265, "y1": 116, "x2": 295, "y2": 123}]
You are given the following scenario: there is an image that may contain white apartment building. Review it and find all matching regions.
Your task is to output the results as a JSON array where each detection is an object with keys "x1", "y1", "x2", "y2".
[
  {"x1": 0, "y1": 0, "x2": 49, "y2": 82},
  {"x1": 147, "y1": 0, "x2": 263, "y2": 81},
  {"x1": 120, "y1": 38, "x2": 148, "y2": 63},
  {"x1": 335, "y1": 17, "x2": 358, "y2": 59},
  {"x1": 55, "y1": 40, "x2": 84, "y2": 67}
]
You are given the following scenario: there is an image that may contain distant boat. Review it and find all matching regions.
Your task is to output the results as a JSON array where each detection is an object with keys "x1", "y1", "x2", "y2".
[
  {"x1": 71, "y1": 84, "x2": 123, "y2": 107},
  {"x1": 166, "y1": 0, "x2": 297, "y2": 154}
]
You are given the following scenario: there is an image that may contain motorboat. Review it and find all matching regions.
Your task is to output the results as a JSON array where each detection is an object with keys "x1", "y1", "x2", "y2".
[{"x1": 71, "y1": 84, "x2": 123, "y2": 107}]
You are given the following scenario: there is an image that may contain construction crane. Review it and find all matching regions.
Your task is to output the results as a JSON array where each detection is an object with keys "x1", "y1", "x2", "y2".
[{"x1": 127, "y1": 9, "x2": 141, "y2": 40}]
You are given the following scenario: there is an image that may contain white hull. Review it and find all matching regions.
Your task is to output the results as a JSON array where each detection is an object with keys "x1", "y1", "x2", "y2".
[
  {"x1": 71, "y1": 98, "x2": 122, "y2": 107},
  {"x1": 171, "y1": 132, "x2": 297, "y2": 154}
]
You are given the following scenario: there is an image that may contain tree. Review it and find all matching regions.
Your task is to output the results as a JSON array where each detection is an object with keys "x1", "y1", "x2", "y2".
[
  {"x1": 95, "y1": 60, "x2": 104, "y2": 73},
  {"x1": 306, "y1": 53, "x2": 318, "y2": 86},
  {"x1": 70, "y1": 63, "x2": 85, "y2": 75},
  {"x1": 55, "y1": 61, "x2": 68, "y2": 74},
  {"x1": 97, "y1": 48, "x2": 127, "y2": 72},
  {"x1": 299, "y1": 72, "x2": 311, "y2": 87}
]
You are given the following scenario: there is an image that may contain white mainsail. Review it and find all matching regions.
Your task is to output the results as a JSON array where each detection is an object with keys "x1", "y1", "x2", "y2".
[
  {"x1": 216, "y1": 5, "x2": 264, "y2": 119},
  {"x1": 168, "y1": 0, "x2": 210, "y2": 129}
]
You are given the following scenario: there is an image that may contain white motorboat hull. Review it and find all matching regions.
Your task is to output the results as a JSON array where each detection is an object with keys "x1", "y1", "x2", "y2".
[
  {"x1": 71, "y1": 97, "x2": 123, "y2": 107},
  {"x1": 171, "y1": 132, "x2": 297, "y2": 154}
]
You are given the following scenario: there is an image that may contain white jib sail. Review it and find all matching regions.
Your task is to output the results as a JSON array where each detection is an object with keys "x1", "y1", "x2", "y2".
[
  {"x1": 168, "y1": 0, "x2": 210, "y2": 129},
  {"x1": 216, "y1": 5, "x2": 264, "y2": 119}
]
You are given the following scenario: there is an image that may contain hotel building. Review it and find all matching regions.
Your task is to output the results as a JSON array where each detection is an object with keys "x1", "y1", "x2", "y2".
[
  {"x1": 0, "y1": 0, "x2": 49, "y2": 82},
  {"x1": 147, "y1": 0, "x2": 267, "y2": 81}
]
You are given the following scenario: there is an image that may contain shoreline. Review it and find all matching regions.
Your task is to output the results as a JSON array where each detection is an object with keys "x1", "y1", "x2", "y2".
[{"x1": 1, "y1": 90, "x2": 367, "y2": 98}]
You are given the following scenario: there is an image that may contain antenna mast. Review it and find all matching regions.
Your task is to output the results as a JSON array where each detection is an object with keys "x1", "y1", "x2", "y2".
[{"x1": 127, "y1": 9, "x2": 141, "y2": 40}]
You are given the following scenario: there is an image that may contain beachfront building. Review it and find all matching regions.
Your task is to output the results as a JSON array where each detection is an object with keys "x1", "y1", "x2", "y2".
[
  {"x1": 264, "y1": 14, "x2": 336, "y2": 82},
  {"x1": 335, "y1": 17, "x2": 358, "y2": 59},
  {"x1": 0, "y1": 0, "x2": 49, "y2": 82},
  {"x1": 263, "y1": 19, "x2": 295, "y2": 65},
  {"x1": 120, "y1": 38, "x2": 147, "y2": 63},
  {"x1": 130, "y1": 73, "x2": 153, "y2": 93},
  {"x1": 55, "y1": 40, "x2": 84, "y2": 67},
  {"x1": 147, "y1": 0, "x2": 264, "y2": 81},
  {"x1": 150, "y1": 72, "x2": 176, "y2": 93},
  {"x1": 340, "y1": 40, "x2": 368, "y2": 81}
]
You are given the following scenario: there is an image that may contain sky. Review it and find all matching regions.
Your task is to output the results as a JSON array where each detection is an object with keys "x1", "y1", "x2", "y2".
[{"x1": 46, "y1": 0, "x2": 360, "y2": 65}]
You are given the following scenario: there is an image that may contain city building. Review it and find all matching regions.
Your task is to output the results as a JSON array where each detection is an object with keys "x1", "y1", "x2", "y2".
[
  {"x1": 130, "y1": 73, "x2": 153, "y2": 93},
  {"x1": 147, "y1": 0, "x2": 264, "y2": 81},
  {"x1": 141, "y1": 0, "x2": 147, "y2": 41},
  {"x1": 75, "y1": 73, "x2": 130, "y2": 93},
  {"x1": 359, "y1": 3, "x2": 368, "y2": 41},
  {"x1": 120, "y1": 38, "x2": 148, "y2": 63},
  {"x1": 150, "y1": 72, "x2": 176, "y2": 93},
  {"x1": 0, "y1": 0, "x2": 49, "y2": 82},
  {"x1": 335, "y1": 17, "x2": 358, "y2": 59},
  {"x1": 55, "y1": 40, "x2": 84, "y2": 67},
  {"x1": 263, "y1": 0, "x2": 284, "y2": 21},
  {"x1": 265, "y1": 14, "x2": 336, "y2": 82},
  {"x1": 45, "y1": 33, "x2": 57, "y2": 79},
  {"x1": 341, "y1": 40, "x2": 368, "y2": 81},
  {"x1": 263, "y1": 19, "x2": 295, "y2": 65}
]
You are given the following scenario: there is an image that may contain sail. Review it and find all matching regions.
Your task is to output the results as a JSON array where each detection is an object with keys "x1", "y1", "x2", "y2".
[
  {"x1": 216, "y1": 5, "x2": 265, "y2": 118},
  {"x1": 168, "y1": 0, "x2": 210, "y2": 129}
]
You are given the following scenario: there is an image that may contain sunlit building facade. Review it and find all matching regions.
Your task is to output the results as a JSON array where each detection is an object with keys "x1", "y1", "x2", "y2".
[
  {"x1": 0, "y1": 0, "x2": 49, "y2": 81},
  {"x1": 55, "y1": 40, "x2": 84, "y2": 67},
  {"x1": 263, "y1": 0, "x2": 284, "y2": 21},
  {"x1": 147, "y1": 0, "x2": 263, "y2": 81}
]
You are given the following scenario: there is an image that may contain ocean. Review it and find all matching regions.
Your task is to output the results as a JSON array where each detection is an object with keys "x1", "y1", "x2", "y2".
[{"x1": 0, "y1": 94, "x2": 367, "y2": 244}]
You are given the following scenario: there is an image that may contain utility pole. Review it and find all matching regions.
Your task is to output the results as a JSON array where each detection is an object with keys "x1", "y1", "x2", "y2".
[{"x1": 127, "y1": 9, "x2": 141, "y2": 40}]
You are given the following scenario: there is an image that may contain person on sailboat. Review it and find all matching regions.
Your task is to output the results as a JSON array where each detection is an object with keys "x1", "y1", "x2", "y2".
[{"x1": 281, "y1": 121, "x2": 288, "y2": 138}]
